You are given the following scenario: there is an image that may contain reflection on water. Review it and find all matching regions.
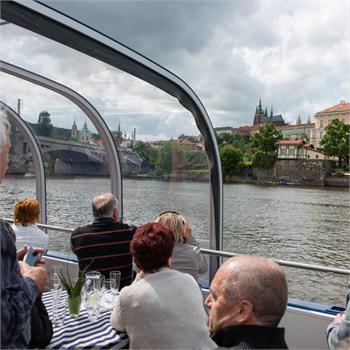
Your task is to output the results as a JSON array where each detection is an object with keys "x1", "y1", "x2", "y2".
[{"x1": 1, "y1": 176, "x2": 349, "y2": 305}]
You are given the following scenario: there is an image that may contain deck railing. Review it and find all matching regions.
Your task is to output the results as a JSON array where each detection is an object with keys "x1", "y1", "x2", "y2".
[{"x1": 3, "y1": 218, "x2": 350, "y2": 276}]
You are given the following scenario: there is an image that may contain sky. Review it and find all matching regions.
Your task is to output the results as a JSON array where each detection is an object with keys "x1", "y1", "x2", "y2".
[{"x1": 1, "y1": 0, "x2": 350, "y2": 140}]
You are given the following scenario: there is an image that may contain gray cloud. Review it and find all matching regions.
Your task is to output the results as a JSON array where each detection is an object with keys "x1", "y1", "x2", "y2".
[{"x1": 1, "y1": 0, "x2": 349, "y2": 140}]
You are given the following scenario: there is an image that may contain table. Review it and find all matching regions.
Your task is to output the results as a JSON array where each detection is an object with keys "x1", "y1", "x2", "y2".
[{"x1": 42, "y1": 291, "x2": 129, "y2": 349}]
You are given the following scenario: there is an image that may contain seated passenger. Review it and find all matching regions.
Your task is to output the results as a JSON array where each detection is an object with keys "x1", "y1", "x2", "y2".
[
  {"x1": 205, "y1": 255, "x2": 289, "y2": 349},
  {"x1": 326, "y1": 292, "x2": 350, "y2": 350},
  {"x1": 110, "y1": 222, "x2": 216, "y2": 350},
  {"x1": 155, "y1": 211, "x2": 207, "y2": 280},
  {"x1": 71, "y1": 193, "x2": 136, "y2": 288},
  {"x1": 11, "y1": 198, "x2": 48, "y2": 251},
  {"x1": 1, "y1": 114, "x2": 49, "y2": 349}
]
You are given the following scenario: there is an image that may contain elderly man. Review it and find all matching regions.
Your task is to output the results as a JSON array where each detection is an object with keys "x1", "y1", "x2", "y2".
[
  {"x1": 71, "y1": 193, "x2": 136, "y2": 288},
  {"x1": 1, "y1": 115, "x2": 48, "y2": 348},
  {"x1": 205, "y1": 255, "x2": 289, "y2": 349}
]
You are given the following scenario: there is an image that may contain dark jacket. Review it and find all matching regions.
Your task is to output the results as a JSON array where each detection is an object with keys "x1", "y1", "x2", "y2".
[
  {"x1": 71, "y1": 217, "x2": 136, "y2": 288},
  {"x1": 29, "y1": 295, "x2": 53, "y2": 349},
  {"x1": 212, "y1": 325, "x2": 288, "y2": 349}
]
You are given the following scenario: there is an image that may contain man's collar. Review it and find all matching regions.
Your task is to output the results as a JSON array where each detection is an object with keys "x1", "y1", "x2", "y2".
[
  {"x1": 92, "y1": 217, "x2": 116, "y2": 224},
  {"x1": 212, "y1": 325, "x2": 287, "y2": 349}
]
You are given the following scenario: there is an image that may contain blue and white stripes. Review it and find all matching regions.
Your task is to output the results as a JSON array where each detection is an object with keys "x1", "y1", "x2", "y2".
[{"x1": 42, "y1": 291, "x2": 128, "y2": 349}]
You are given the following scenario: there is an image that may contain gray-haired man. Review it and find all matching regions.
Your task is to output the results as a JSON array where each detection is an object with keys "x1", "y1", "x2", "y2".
[
  {"x1": 205, "y1": 255, "x2": 289, "y2": 349},
  {"x1": 71, "y1": 192, "x2": 136, "y2": 288}
]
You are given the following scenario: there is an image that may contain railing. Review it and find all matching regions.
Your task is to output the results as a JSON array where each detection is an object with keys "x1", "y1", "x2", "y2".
[{"x1": 3, "y1": 218, "x2": 350, "y2": 276}]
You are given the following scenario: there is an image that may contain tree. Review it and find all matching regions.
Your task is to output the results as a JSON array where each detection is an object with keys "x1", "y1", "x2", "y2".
[
  {"x1": 132, "y1": 141, "x2": 158, "y2": 168},
  {"x1": 219, "y1": 144, "x2": 243, "y2": 177},
  {"x1": 156, "y1": 141, "x2": 184, "y2": 175},
  {"x1": 216, "y1": 132, "x2": 235, "y2": 146},
  {"x1": 37, "y1": 110, "x2": 52, "y2": 137},
  {"x1": 251, "y1": 123, "x2": 282, "y2": 154},
  {"x1": 320, "y1": 119, "x2": 350, "y2": 165}
]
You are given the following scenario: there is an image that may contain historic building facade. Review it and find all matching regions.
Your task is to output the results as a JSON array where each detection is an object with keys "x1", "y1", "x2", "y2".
[
  {"x1": 311, "y1": 101, "x2": 350, "y2": 148},
  {"x1": 71, "y1": 121, "x2": 92, "y2": 143}
]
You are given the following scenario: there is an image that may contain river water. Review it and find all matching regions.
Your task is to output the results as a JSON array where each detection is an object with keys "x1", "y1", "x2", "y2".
[{"x1": 1, "y1": 176, "x2": 349, "y2": 306}]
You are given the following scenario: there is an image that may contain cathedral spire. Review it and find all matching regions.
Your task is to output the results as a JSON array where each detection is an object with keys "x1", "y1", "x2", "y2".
[
  {"x1": 258, "y1": 99, "x2": 263, "y2": 112},
  {"x1": 270, "y1": 105, "x2": 273, "y2": 117},
  {"x1": 296, "y1": 114, "x2": 302, "y2": 125},
  {"x1": 264, "y1": 107, "x2": 268, "y2": 117}
]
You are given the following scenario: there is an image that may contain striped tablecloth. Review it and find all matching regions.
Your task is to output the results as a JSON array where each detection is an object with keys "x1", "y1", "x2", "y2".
[{"x1": 42, "y1": 290, "x2": 129, "y2": 349}]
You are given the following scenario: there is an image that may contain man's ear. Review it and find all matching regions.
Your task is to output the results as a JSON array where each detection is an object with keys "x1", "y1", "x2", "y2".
[
  {"x1": 113, "y1": 207, "x2": 119, "y2": 221},
  {"x1": 234, "y1": 299, "x2": 255, "y2": 325}
]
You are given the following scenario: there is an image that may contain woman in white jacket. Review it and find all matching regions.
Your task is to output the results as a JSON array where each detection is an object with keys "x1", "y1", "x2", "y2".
[
  {"x1": 155, "y1": 211, "x2": 207, "y2": 281},
  {"x1": 110, "y1": 222, "x2": 215, "y2": 350},
  {"x1": 11, "y1": 198, "x2": 48, "y2": 251}
]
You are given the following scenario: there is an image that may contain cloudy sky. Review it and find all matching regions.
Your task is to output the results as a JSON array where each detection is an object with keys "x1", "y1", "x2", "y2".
[{"x1": 1, "y1": 0, "x2": 349, "y2": 140}]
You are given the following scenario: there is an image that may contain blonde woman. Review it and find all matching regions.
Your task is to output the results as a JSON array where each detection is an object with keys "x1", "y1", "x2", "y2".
[
  {"x1": 11, "y1": 198, "x2": 48, "y2": 250},
  {"x1": 155, "y1": 211, "x2": 207, "y2": 280}
]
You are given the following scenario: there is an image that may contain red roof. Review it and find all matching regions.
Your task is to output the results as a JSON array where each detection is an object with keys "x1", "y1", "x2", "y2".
[
  {"x1": 316, "y1": 101, "x2": 350, "y2": 114},
  {"x1": 276, "y1": 140, "x2": 305, "y2": 145}
]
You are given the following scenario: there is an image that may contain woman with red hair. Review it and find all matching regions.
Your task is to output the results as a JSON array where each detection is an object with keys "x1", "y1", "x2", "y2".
[
  {"x1": 11, "y1": 198, "x2": 48, "y2": 250},
  {"x1": 110, "y1": 222, "x2": 215, "y2": 349}
]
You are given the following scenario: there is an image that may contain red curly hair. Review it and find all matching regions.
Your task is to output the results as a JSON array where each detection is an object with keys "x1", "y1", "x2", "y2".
[
  {"x1": 14, "y1": 198, "x2": 40, "y2": 226},
  {"x1": 131, "y1": 222, "x2": 175, "y2": 273}
]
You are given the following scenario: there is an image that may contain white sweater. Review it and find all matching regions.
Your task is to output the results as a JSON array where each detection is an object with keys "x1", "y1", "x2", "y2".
[
  {"x1": 110, "y1": 268, "x2": 215, "y2": 350},
  {"x1": 11, "y1": 224, "x2": 49, "y2": 250}
]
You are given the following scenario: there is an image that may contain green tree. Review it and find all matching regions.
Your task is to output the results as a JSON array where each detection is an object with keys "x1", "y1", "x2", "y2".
[
  {"x1": 156, "y1": 141, "x2": 184, "y2": 175},
  {"x1": 132, "y1": 141, "x2": 158, "y2": 168},
  {"x1": 251, "y1": 123, "x2": 282, "y2": 154},
  {"x1": 320, "y1": 119, "x2": 350, "y2": 165},
  {"x1": 37, "y1": 110, "x2": 52, "y2": 137},
  {"x1": 219, "y1": 144, "x2": 243, "y2": 177},
  {"x1": 217, "y1": 132, "x2": 235, "y2": 146},
  {"x1": 252, "y1": 151, "x2": 277, "y2": 169}
]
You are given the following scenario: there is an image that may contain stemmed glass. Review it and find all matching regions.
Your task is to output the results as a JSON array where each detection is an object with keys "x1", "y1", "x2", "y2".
[
  {"x1": 51, "y1": 265, "x2": 62, "y2": 290},
  {"x1": 109, "y1": 271, "x2": 121, "y2": 294}
]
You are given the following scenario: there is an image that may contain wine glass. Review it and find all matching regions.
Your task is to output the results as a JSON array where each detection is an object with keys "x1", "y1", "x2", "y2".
[
  {"x1": 51, "y1": 265, "x2": 62, "y2": 290},
  {"x1": 109, "y1": 271, "x2": 121, "y2": 293}
]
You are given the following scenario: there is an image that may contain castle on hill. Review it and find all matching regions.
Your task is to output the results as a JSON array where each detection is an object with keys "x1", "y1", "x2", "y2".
[{"x1": 253, "y1": 99, "x2": 286, "y2": 125}]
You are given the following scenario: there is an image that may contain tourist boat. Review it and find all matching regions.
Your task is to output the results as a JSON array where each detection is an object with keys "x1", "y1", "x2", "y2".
[{"x1": 1, "y1": 1, "x2": 349, "y2": 349}]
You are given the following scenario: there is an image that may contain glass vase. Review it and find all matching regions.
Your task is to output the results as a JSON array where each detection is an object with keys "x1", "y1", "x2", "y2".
[{"x1": 67, "y1": 294, "x2": 81, "y2": 317}]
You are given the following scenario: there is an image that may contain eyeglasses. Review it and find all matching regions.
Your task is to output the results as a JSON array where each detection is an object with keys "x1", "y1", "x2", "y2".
[{"x1": 158, "y1": 210, "x2": 180, "y2": 216}]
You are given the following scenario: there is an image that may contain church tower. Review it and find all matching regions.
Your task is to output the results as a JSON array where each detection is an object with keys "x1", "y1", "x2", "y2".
[
  {"x1": 71, "y1": 120, "x2": 78, "y2": 139},
  {"x1": 253, "y1": 99, "x2": 265, "y2": 125}
]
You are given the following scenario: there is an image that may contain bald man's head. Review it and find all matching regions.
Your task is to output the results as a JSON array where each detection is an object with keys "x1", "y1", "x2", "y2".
[
  {"x1": 92, "y1": 193, "x2": 118, "y2": 220},
  {"x1": 205, "y1": 255, "x2": 288, "y2": 332},
  {"x1": 221, "y1": 256, "x2": 288, "y2": 326}
]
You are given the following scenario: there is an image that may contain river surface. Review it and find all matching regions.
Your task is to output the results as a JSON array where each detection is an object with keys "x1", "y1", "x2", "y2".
[{"x1": 1, "y1": 176, "x2": 349, "y2": 306}]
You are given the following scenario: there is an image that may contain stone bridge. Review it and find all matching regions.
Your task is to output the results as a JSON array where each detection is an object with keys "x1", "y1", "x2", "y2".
[{"x1": 9, "y1": 132, "x2": 142, "y2": 176}]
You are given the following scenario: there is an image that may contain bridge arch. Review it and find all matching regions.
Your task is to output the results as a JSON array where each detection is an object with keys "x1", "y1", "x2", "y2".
[
  {"x1": 0, "y1": 100, "x2": 47, "y2": 224},
  {"x1": 1, "y1": 61, "x2": 124, "y2": 219}
]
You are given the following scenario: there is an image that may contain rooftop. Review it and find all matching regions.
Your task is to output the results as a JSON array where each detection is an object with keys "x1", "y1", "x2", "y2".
[
  {"x1": 276, "y1": 140, "x2": 305, "y2": 146},
  {"x1": 316, "y1": 101, "x2": 350, "y2": 114}
]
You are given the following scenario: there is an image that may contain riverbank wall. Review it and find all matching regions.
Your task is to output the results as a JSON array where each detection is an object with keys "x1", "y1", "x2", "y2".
[{"x1": 228, "y1": 159, "x2": 348, "y2": 187}]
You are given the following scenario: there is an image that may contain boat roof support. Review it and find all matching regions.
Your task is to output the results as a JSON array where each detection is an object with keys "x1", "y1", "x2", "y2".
[{"x1": 0, "y1": 100, "x2": 47, "y2": 224}]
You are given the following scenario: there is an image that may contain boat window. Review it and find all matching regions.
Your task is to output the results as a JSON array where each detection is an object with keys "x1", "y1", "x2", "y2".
[{"x1": 1, "y1": 22, "x2": 211, "y2": 278}]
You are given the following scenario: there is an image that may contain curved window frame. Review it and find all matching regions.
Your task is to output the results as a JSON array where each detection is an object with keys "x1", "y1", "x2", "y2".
[
  {"x1": 2, "y1": 0, "x2": 223, "y2": 278},
  {"x1": 1, "y1": 61, "x2": 124, "y2": 219},
  {"x1": 0, "y1": 100, "x2": 47, "y2": 224}
]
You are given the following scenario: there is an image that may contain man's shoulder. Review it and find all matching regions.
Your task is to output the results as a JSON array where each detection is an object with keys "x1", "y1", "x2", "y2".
[{"x1": 71, "y1": 220, "x2": 136, "y2": 237}]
